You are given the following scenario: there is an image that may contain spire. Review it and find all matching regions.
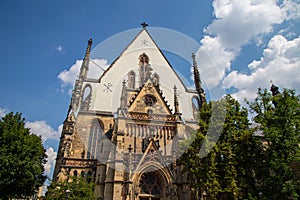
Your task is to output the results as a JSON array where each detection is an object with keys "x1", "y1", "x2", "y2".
[
  {"x1": 192, "y1": 53, "x2": 201, "y2": 94},
  {"x1": 71, "y1": 38, "x2": 92, "y2": 111},
  {"x1": 192, "y1": 53, "x2": 206, "y2": 109},
  {"x1": 173, "y1": 85, "x2": 180, "y2": 114},
  {"x1": 79, "y1": 38, "x2": 92, "y2": 79}
]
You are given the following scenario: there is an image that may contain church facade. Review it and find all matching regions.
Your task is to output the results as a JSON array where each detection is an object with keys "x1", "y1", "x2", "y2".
[{"x1": 53, "y1": 25, "x2": 206, "y2": 200}]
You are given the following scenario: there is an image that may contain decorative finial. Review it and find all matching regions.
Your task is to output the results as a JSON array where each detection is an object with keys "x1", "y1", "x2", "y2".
[
  {"x1": 128, "y1": 144, "x2": 133, "y2": 153},
  {"x1": 120, "y1": 80, "x2": 127, "y2": 108},
  {"x1": 88, "y1": 38, "x2": 92, "y2": 45},
  {"x1": 83, "y1": 38, "x2": 92, "y2": 62},
  {"x1": 141, "y1": 22, "x2": 148, "y2": 28},
  {"x1": 192, "y1": 53, "x2": 201, "y2": 92},
  {"x1": 174, "y1": 85, "x2": 179, "y2": 114},
  {"x1": 122, "y1": 79, "x2": 126, "y2": 87},
  {"x1": 192, "y1": 53, "x2": 196, "y2": 65},
  {"x1": 78, "y1": 38, "x2": 93, "y2": 80}
]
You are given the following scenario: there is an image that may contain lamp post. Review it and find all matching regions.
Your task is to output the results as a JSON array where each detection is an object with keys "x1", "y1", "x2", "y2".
[
  {"x1": 201, "y1": 191, "x2": 207, "y2": 200},
  {"x1": 65, "y1": 189, "x2": 70, "y2": 199},
  {"x1": 65, "y1": 167, "x2": 71, "y2": 200},
  {"x1": 259, "y1": 192, "x2": 263, "y2": 199}
]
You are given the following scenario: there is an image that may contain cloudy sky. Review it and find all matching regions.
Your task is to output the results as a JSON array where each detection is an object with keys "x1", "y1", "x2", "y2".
[{"x1": 0, "y1": 0, "x2": 299, "y2": 187}]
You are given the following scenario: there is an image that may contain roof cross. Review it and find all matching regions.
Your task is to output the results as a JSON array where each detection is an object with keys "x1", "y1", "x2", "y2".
[{"x1": 141, "y1": 22, "x2": 148, "y2": 28}]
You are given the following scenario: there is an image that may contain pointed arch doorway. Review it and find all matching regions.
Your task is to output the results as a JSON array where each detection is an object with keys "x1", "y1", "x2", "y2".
[{"x1": 137, "y1": 170, "x2": 167, "y2": 200}]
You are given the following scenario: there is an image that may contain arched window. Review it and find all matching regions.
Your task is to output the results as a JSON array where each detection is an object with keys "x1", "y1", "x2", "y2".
[
  {"x1": 87, "y1": 119, "x2": 104, "y2": 159},
  {"x1": 139, "y1": 53, "x2": 152, "y2": 86},
  {"x1": 192, "y1": 96, "x2": 199, "y2": 119},
  {"x1": 128, "y1": 71, "x2": 136, "y2": 89},
  {"x1": 81, "y1": 171, "x2": 85, "y2": 177},
  {"x1": 87, "y1": 171, "x2": 92, "y2": 183},
  {"x1": 192, "y1": 96, "x2": 199, "y2": 110},
  {"x1": 97, "y1": 173, "x2": 101, "y2": 184},
  {"x1": 73, "y1": 170, "x2": 78, "y2": 177},
  {"x1": 139, "y1": 53, "x2": 149, "y2": 65},
  {"x1": 139, "y1": 171, "x2": 162, "y2": 196},
  {"x1": 81, "y1": 84, "x2": 92, "y2": 111}
]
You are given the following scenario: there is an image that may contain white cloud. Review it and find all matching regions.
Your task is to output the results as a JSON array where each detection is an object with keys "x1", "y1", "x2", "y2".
[
  {"x1": 25, "y1": 121, "x2": 63, "y2": 142},
  {"x1": 0, "y1": 108, "x2": 7, "y2": 118},
  {"x1": 223, "y1": 35, "x2": 300, "y2": 103},
  {"x1": 206, "y1": 0, "x2": 284, "y2": 50},
  {"x1": 58, "y1": 60, "x2": 81, "y2": 87},
  {"x1": 196, "y1": 36, "x2": 234, "y2": 89},
  {"x1": 44, "y1": 147, "x2": 57, "y2": 175},
  {"x1": 58, "y1": 58, "x2": 109, "y2": 89},
  {"x1": 197, "y1": 0, "x2": 300, "y2": 93},
  {"x1": 281, "y1": 0, "x2": 300, "y2": 20}
]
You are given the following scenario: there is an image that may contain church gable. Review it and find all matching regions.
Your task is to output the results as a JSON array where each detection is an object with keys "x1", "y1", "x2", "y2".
[
  {"x1": 91, "y1": 27, "x2": 198, "y2": 120},
  {"x1": 98, "y1": 28, "x2": 170, "y2": 83},
  {"x1": 128, "y1": 80, "x2": 172, "y2": 115},
  {"x1": 134, "y1": 138, "x2": 171, "y2": 174}
]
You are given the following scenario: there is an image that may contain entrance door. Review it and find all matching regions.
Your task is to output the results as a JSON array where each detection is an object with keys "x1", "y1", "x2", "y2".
[
  {"x1": 139, "y1": 197, "x2": 161, "y2": 200},
  {"x1": 138, "y1": 171, "x2": 164, "y2": 200}
]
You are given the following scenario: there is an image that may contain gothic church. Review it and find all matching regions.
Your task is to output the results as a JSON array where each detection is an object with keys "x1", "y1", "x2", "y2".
[{"x1": 53, "y1": 24, "x2": 206, "y2": 200}]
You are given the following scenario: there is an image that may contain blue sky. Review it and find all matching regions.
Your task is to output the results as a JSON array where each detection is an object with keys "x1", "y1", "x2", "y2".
[{"x1": 0, "y1": 0, "x2": 300, "y2": 187}]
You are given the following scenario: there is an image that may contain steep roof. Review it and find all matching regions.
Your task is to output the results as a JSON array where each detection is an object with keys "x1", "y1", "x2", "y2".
[{"x1": 98, "y1": 28, "x2": 188, "y2": 91}]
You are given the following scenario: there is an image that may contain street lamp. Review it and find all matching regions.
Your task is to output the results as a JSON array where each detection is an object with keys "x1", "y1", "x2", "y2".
[
  {"x1": 202, "y1": 191, "x2": 207, "y2": 200},
  {"x1": 259, "y1": 192, "x2": 263, "y2": 199},
  {"x1": 65, "y1": 189, "x2": 70, "y2": 199}
]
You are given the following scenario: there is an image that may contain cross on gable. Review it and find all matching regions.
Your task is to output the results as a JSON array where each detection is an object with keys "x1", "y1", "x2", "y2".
[{"x1": 141, "y1": 22, "x2": 148, "y2": 28}]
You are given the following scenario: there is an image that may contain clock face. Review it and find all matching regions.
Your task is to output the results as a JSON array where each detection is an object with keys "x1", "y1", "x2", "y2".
[{"x1": 143, "y1": 94, "x2": 157, "y2": 107}]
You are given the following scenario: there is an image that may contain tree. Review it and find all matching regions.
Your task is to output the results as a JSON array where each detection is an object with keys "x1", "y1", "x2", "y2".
[
  {"x1": 45, "y1": 176, "x2": 96, "y2": 200},
  {"x1": 0, "y1": 112, "x2": 47, "y2": 199},
  {"x1": 180, "y1": 95, "x2": 264, "y2": 199},
  {"x1": 248, "y1": 88, "x2": 300, "y2": 199}
]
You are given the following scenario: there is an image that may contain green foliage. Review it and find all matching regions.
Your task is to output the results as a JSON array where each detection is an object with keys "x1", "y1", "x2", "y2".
[
  {"x1": 0, "y1": 112, "x2": 47, "y2": 199},
  {"x1": 248, "y1": 88, "x2": 300, "y2": 199},
  {"x1": 45, "y1": 176, "x2": 96, "y2": 200},
  {"x1": 181, "y1": 95, "x2": 264, "y2": 199},
  {"x1": 181, "y1": 88, "x2": 300, "y2": 200}
]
